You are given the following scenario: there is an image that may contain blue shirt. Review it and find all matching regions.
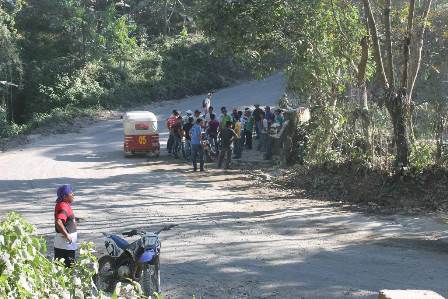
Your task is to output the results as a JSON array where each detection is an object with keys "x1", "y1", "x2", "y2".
[{"x1": 190, "y1": 124, "x2": 203, "y2": 145}]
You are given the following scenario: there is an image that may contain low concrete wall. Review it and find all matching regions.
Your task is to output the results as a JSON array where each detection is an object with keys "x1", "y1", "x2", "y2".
[{"x1": 378, "y1": 289, "x2": 445, "y2": 299}]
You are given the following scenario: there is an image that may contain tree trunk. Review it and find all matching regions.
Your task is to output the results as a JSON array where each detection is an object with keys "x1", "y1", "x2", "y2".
[
  {"x1": 387, "y1": 91, "x2": 411, "y2": 167},
  {"x1": 436, "y1": 118, "x2": 443, "y2": 162},
  {"x1": 357, "y1": 36, "x2": 371, "y2": 156}
]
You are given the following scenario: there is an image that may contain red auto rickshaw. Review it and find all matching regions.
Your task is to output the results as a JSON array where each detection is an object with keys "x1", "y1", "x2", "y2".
[{"x1": 123, "y1": 111, "x2": 160, "y2": 157}]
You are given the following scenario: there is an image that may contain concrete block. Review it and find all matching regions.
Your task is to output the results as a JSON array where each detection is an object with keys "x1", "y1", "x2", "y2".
[{"x1": 378, "y1": 289, "x2": 445, "y2": 299}]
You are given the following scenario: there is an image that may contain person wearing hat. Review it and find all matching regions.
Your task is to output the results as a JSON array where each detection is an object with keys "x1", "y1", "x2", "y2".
[
  {"x1": 183, "y1": 110, "x2": 193, "y2": 124},
  {"x1": 54, "y1": 184, "x2": 78, "y2": 267}
]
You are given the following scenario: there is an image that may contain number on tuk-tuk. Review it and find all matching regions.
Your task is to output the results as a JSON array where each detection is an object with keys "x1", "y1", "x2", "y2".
[{"x1": 138, "y1": 136, "x2": 147, "y2": 145}]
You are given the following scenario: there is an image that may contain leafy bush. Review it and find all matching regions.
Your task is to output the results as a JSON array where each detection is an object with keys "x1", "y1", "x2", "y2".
[
  {"x1": 0, "y1": 212, "x2": 149, "y2": 299},
  {"x1": 0, "y1": 212, "x2": 96, "y2": 298},
  {"x1": 39, "y1": 63, "x2": 105, "y2": 109},
  {"x1": 409, "y1": 141, "x2": 436, "y2": 174},
  {"x1": 0, "y1": 110, "x2": 25, "y2": 138}
]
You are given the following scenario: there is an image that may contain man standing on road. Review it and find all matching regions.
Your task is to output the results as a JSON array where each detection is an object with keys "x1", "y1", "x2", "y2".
[
  {"x1": 219, "y1": 107, "x2": 232, "y2": 131},
  {"x1": 252, "y1": 104, "x2": 264, "y2": 139},
  {"x1": 190, "y1": 118, "x2": 205, "y2": 172},
  {"x1": 265, "y1": 106, "x2": 275, "y2": 128},
  {"x1": 243, "y1": 109, "x2": 254, "y2": 150},
  {"x1": 54, "y1": 184, "x2": 77, "y2": 268},
  {"x1": 233, "y1": 112, "x2": 243, "y2": 159},
  {"x1": 207, "y1": 113, "x2": 219, "y2": 152},
  {"x1": 218, "y1": 121, "x2": 237, "y2": 169},
  {"x1": 257, "y1": 112, "x2": 268, "y2": 152},
  {"x1": 166, "y1": 110, "x2": 179, "y2": 153},
  {"x1": 202, "y1": 93, "x2": 212, "y2": 117}
]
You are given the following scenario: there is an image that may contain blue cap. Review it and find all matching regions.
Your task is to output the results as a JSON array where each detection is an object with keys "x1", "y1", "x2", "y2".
[{"x1": 56, "y1": 184, "x2": 73, "y2": 202}]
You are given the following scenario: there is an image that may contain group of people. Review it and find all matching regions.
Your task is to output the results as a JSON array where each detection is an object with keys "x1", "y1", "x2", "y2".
[
  {"x1": 166, "y1": 93, "x2": 286, "y2": 171},
  {"x1": 51, "y1": 97, "x2": 286, "y2": 268}
]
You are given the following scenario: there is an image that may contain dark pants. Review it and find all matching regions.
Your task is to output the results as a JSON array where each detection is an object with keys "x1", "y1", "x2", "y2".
[
  {"x1": 265, "y1": 135, "x2": 273, "y2": 160},
  {"x1": 255, "y1": 121, "x2": 261, "y2": 138},
  {"x1": 257, "y1": 133, "x2": 268, "y2": 152},
  {"x1": 233, "y1": 138, "x2": 242, "y2": 158},
  {"x1": 218, "y1": 147, "x2": 232, "y2": 169},
  {"x1": 172, "y1": 134, "x2": 181, "y2": 157},
  {"x1": 244, "y1": 130, "x2": 253, "y2": 149},
  {"x1": 167, "y1": 131, "x2": 174, "y2": 153},
  {"x1": 191, "y1": 144, "x2": 204, "y2": 170},
  {"x1": 54, "y1": 247, "x2": 75, "y2": 268}
]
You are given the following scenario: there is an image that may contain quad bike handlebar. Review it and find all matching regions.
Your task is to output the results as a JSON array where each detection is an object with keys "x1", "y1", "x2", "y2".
[{"x1": 122, "y1": 224, "x2": 178, "y2": 237}]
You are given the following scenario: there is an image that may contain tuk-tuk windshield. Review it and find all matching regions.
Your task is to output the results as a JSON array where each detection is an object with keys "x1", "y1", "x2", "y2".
[{"x1": 124, "y1": 111, "x2": 158, "y2": 135}]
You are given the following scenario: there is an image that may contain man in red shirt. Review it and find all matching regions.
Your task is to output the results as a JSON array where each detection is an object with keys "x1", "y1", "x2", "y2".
[
  {"x1": 166, "y1": 110, "x2": 179, "y2": 153},
  {"x1": 54, "y1": 184, "x2": 77, "y2": 267}
]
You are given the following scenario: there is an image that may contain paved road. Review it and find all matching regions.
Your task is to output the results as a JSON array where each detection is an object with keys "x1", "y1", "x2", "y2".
[{"x1": 1, "y1": 74, "x2": 448, "y2": 298}]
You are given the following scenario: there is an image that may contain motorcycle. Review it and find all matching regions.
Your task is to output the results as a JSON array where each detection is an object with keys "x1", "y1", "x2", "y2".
[
  {"x1": 95, "y1": 225, "x2": 175, "y2": 297},
  {"x1": 181, "y1": 137, "x2": 192, "y2": 161},
  {"x1": 201, "y1": 133, "x2": 219, "y2": 163}
]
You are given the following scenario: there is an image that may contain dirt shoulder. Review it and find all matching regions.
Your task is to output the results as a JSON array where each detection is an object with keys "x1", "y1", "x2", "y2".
[{"x1": 266, "y1": 162, "x2": 448, "y2": 215}]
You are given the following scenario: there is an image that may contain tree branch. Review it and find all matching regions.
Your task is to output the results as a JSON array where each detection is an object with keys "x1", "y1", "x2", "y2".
[
  {"x1": 358, "y1": 36, "x2": 369, "y2": 110},
  {"x1": 362, "y1": 0, "x2": 389, "y2": 90},
  {"x1": 384, "y1": 0, "x2": 394, "y2": 87},
  {"x1": 401, "y1": 0, "x2": 415, "y2": 89},
  {"x1": 357, "y1": 37, "x2": 369, "y2": 86},
  {"x1": 407, "y1": 0, "x2": 433, "y2": 100}
]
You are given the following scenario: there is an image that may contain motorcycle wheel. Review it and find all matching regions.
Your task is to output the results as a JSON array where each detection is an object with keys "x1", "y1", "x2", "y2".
[
  {"x1": 141, "y1": 256, "x2": 160, "y2": 297},
  {"x1": 95, "y1": 255, "x2": 117, "y2": 293}
]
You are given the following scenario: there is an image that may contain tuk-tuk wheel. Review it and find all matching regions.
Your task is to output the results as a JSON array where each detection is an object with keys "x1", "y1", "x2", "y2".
[
  {"x1": 146, "y1": 152, "x2": 159, "y2": 158},
  {"x1": 124, "y1": 152, "x2": 133, "y2": 158}
]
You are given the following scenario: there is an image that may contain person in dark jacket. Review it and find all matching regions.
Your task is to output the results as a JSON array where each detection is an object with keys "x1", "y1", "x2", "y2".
[
  {"x1": 252, "y1": 104, "x2": 264, "y2": 139},
  {"x1": 218, "y1": 121, "x2": 237, "y2": 169}
]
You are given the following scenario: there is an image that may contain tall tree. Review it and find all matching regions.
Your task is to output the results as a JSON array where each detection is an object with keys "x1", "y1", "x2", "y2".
[
  {"x1": 362, "y1": 0, "x2": 433, "y2": 167},
  {"x1": 198, "y1": 0, "x2": 370, "y2": 158},
  {"x1": 0, "y1": 0, "x2": 23, "y2": 123}
]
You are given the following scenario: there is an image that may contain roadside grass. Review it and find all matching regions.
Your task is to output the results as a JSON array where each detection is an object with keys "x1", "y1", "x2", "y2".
[{"x1": 272, "y1": 162, "x2": 448, "y2": 214}]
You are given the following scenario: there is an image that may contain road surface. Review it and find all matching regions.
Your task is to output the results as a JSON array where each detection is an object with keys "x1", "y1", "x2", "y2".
[{"x1": 1, "y1": 74, "x2": 448, "y2": 298}]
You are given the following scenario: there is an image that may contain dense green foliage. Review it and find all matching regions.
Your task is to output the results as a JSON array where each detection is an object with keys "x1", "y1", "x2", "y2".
[
  {"x1": 0, "y1": 212, "x2": 97, "y2": 298},
  {"x1": 1, "y1": 0, "x2": 447, "y2": 168},
  {"x1": 198, "y1": 0, "x2": 448, "y2": 173},
  {"x1": 0, "y1": 0, "x2": 246, "y2": 138},
  {"x1": 0, "y1": 212, "x2": 152, "y2": 298}
]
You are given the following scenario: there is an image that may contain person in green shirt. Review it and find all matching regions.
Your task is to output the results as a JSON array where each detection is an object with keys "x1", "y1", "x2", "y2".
[
  {"x1": 219, "y1": 106, "x2": 232, "y2": 131},
  {"x1": 274, "y1": 109, "x2": 285, "y2": 128}
]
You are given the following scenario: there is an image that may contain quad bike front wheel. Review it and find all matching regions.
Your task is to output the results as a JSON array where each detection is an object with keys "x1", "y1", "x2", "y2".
[{"x1": 141, "y1": 256, "x2": 160, "y2": 297}]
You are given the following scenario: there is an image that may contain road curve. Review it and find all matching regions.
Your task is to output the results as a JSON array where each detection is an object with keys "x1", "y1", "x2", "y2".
[{"x1": 1, "y1": 74, "x2": 448, "y2": 298}]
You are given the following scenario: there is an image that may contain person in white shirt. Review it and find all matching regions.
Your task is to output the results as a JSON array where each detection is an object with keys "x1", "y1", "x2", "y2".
[{"x1": 202, "y1": 93, "x2": 212, "y2": 116}]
